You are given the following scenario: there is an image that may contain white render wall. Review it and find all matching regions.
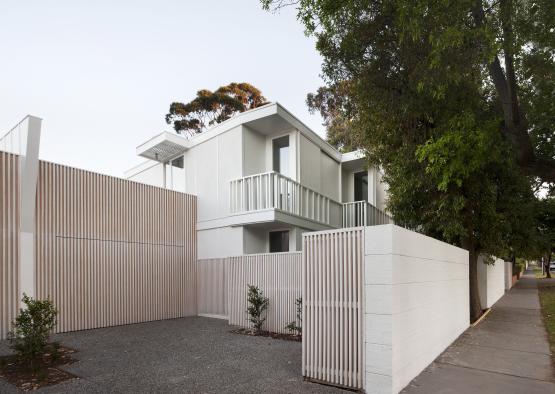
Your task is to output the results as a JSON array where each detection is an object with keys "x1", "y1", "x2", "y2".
[
  {"x1": 505, "y1": 261, "x2": 513, "y2": 290},
  {"x1": 364, "y1": 225, "x2": 469, "y2": 394},
  {"x1": 477, "y1": 256, "x2": 506, "y2": 309}
]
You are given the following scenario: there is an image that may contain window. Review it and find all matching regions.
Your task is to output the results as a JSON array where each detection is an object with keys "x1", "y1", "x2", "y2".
[
  {"x1": 171, "y1": 156, "x2": 184, "y2": 168},
  {"x1": 272, "y1": 135, "x2": 290, "y2": 176},
  {"x1": 269, "y1": 230, "x2": 289, "y2": 253},
  {"x1": 354, "y1": 171, "x2": 368, "y2": 201}
]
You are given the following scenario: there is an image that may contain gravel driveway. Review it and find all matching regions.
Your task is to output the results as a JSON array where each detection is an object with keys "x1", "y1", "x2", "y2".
[{"x1": 0, "y1": 317, "x2": 345, "y2": 393}]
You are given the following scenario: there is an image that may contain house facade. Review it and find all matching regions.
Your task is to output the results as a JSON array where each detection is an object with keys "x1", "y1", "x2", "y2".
[{"x1": 125, "y1": 103, "x2": 390, "y2": 259}]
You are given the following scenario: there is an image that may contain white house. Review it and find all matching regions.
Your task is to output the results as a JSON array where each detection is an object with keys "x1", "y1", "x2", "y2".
[{"x1": 125, "y1": 102, "x2": 390, "y2": 259}]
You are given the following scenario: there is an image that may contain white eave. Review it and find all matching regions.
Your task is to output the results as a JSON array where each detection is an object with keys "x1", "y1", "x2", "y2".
[
  {"x1": 135, "y1": 102, "x2": 344, "y2": 163},
  {"x1": 136, "y1": 131, "x2": 189, "y2": 162},
  {"x1": 341, "y1": 150, "x2": 366, "y2": 170}
]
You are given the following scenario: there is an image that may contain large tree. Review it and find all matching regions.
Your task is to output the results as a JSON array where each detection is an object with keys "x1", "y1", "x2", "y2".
[
  {"x1": 166, "y1": 83, "x2": 268, "y2": 137},
  {"x1": 262, "y1": 0, "x2": 554, "y2": 321}
]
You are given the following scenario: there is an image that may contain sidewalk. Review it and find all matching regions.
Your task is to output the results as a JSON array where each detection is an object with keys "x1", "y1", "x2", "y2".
[{"x1": 402, "y1": 270, "x2": 555, "y2": 393}]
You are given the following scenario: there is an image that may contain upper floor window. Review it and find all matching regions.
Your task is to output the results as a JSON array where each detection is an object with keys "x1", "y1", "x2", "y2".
[
  {"x1": 272, "y1": 135, "x2": 290, "y2": 177},
  {"x1": 354, "y1": 171, "x2": 368, "y2": 201}
]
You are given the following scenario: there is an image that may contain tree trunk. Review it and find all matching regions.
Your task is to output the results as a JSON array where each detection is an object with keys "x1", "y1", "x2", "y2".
[
  {"x1": 546, "y1": 254, "x2": 552, "y2": 279},
  {"x1": 468, "y1": 247, "x2": 483, "y2": 322}
]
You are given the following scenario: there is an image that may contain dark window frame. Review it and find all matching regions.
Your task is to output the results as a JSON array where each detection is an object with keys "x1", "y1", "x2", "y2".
[
  {"x1": 269, "y1": 230, "x2": 289, "y2": 253},
  {"x1": 272, "y1": 135, "x2": 290, "y2": 176}
]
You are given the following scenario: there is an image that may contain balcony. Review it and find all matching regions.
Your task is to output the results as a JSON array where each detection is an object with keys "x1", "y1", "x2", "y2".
[
  {"x1": 229, "y1": 172, "x2": 343, "y2": 228},
  {"x1": 342, "y1": 201, "x2": 392, "y2": 227},
  {"x1": 229, "y1": 172, "x2": 393, "y2": 229}
]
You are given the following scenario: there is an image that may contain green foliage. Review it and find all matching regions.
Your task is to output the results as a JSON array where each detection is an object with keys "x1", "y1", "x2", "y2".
[
  {"x1": 261, "y1": 0, "x2": 554, "y2": 320},
  {"x1": 166, "y1": 82, "x2": 268, "y2": 137},
  {"x1": 8, "y1": 294, "x2": 58, "y2": 363},
  {"x1": 246, "y1": 285, "x2": 269, "y2": 333},
  {"x1": 285, "y1": 297, "x2": 302, "y2": 335}
]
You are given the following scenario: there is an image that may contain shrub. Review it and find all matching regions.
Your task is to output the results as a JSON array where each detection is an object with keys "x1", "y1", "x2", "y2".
[
  {"x1": 246, "y1": 285, "x2": 269, "y2": 333},
  {"x1": 285, "y1": 297, "x2": 302, "y2": 336},
  {"x1": 8, "y1": 294, "x2": 58, "y2": 364}
]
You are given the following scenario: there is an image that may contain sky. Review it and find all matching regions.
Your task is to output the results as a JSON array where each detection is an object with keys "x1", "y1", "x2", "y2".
[{"x1": 0, "y1": 0, "x2": 325, "y2": 177}]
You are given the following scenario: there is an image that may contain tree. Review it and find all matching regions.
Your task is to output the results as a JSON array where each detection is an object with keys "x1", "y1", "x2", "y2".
[
  {"x1": 537, "y1": 197, "x2": 555, "y2": 278},
  {"x1": 261, "y1": 0, "x2": 553, "y2": 321},
  {"x1": 166, "y1": 83, "x2": 269, "y2": 138}
]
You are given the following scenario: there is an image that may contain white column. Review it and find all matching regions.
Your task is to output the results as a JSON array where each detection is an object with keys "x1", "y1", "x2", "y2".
[{"x1": 19, "y1": 115, "x2": 42, "y2": 302}]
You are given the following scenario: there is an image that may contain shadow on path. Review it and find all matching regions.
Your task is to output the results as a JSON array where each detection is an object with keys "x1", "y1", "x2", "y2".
[{"x1": 402, "y1": 269, "x2": 555, "y2": 394}]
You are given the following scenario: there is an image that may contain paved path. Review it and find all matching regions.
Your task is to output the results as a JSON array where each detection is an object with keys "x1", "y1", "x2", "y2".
[{"x1": 403, "y1": 270, "x2": 555, "y2": 393}]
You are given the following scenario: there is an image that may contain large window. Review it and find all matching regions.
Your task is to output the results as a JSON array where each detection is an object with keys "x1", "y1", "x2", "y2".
[
  {"x1": 354, "y1": 171, "x2": 368, "y2": 201},
  {"x1": 269, "y1": 230, "x2": 289, "y2": 253},
  {"x1": 272, "y1": 135, "x2": 290, "y2": 177}
]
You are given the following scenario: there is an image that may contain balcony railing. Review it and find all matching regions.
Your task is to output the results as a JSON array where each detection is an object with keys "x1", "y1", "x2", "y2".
[
  {"x1": 342, "y1": 201, "x2": 392, "y2": 228},
  {"x1": 229, "y1": 172, "x2": 342, "y2": 227}
]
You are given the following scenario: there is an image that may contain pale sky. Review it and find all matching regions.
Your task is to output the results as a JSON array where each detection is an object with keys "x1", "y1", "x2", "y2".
[{"x1": 0, "y1": 0, "x2": 324, "y2": 177}]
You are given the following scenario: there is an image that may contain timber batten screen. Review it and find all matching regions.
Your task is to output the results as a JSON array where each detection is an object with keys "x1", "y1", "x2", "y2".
[
  {"x1": 303, "y1": 228, "x2": 364, "y2": 390},
  {"x1": 0, "y1": 152, "x2": 20, "y2": 339},
  {"x1": 34, "y1": 161, "x2": 197, "y2": 333}
]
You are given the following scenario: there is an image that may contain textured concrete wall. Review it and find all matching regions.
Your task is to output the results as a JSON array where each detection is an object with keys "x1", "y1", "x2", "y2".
[
  {"x1": 364, "y1": 225, "x2": 469, "y2": 394},
  {"x1": 504, "y1": 261, "x2": 513, "y2": 290},
  {"x1": 477, "y1": 255, "x2": 506, "y2": 309}
]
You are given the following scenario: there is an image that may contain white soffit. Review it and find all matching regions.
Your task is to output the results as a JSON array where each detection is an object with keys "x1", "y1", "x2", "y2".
[{"x1": 136, "y1": 132, "x2": 189, "y2": 162}]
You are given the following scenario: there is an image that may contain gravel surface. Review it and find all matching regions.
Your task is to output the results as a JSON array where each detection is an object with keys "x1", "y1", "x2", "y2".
[{"x1": 0, "y1": 317, "x2": 345, "y2": 393}]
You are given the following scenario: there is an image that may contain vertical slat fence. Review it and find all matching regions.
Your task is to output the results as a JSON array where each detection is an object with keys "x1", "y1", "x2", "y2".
[
  {"x1": 227, "y1": 252, "x2": 302, "y2": 334},
  {"x1": 34, "y1": 160, "x2": 198, "y2": 333},
  {"x1": 303, "y1": 228, "x2": 364, "y2": 390},
  {"x1": 0, "y1": 152, "x2": 20, "y2": 339},
  {"x1": 197, "y1": 258, "x2": 228, "y2": 318}
]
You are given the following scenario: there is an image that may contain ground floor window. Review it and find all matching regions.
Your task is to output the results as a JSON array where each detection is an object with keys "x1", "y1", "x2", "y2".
[{"x1": 269, "y1": 230, "x2": 289, "y2": 253}]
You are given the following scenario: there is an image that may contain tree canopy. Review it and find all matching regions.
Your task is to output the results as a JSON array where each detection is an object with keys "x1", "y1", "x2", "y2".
[
  {"x1": 166, "y1": 83, "x2": 269, "y2": 137},
  {"x1": 262, "y1": 0, "x2": 554, "y2": 321}
]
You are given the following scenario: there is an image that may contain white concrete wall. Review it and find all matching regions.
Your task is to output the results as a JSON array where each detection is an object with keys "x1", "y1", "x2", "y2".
[
  {"x1": 299, "y1": 133, "x2": 341, "y2": 201},
  {"x1": 126, "y1": 161, "x2": 165, "y2": 188},
  {"x1": 243, "y1": 125, "x2": 266, "y2": 176},
  {"x1": 198, "y1": 226, "x2": 243, "y2": 259},
  {"x1": 477, "y1": 255, "x2": 506, "y2": 309},
  {"x1": 364, "y1": 225, "x2": 469, "y2": 394},
  {"x1": 505, "y1": 261, "x2": 513, "y2": 290}
]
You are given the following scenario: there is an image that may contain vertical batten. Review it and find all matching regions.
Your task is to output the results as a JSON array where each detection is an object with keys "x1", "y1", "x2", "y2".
[
  {"x1": 22, "y1": 160, "x2": 197, "y2": 334},
  {"x1": 302, "y1": 228, "x2": 364, "y2": 391}
]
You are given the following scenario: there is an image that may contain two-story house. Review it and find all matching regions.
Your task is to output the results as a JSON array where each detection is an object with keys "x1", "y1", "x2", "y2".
[{"x1": 125, "y1": 103, "x2": 390, "y2": 259}]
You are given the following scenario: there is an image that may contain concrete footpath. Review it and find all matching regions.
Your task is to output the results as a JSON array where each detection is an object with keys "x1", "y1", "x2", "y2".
[{"x1": 403, "y1": 270, "x2": 555, "y2": 393}]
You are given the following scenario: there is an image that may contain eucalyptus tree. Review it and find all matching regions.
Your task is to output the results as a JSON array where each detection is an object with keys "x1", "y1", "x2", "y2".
[{"x1": 166, "y1": 82, "x2": 268, "y2": 138}]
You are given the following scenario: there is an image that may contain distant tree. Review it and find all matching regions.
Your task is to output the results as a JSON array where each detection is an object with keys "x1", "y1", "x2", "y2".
[
  {"x1": 166, "y1": 83, "x2": 269, "y2": 138},
  {"x1": 537, "y1": 198, "x2": 555, "y2": 278}
]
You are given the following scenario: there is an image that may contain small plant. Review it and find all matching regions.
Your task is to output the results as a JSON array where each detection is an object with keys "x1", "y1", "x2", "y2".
[
  {"x1": 286, "y1": 297, "x2": 302, "y2": 336},
  {"x1": 246, "y1": 285, "x2": 269, "y2": 333},
  {"x1": 8, "y1": 294, "x2": 58, "y2": 366}
]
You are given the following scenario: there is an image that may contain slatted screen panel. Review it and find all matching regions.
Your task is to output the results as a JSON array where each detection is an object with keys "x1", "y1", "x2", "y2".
[
  {"x1": 197, "y1": 258, "x2": 228, "y2": 318},
  {"x1": 302, "y1": 228, "x2": 364, "y2": 390},
  {"x1": 0, "y1": 152, "x2": 20, "y2": 339},
  {"x1": 35, "y1": 160, "x2": 197, "y2": 333},
  {"x1": 227, "y1": 252, "x2": 302, "y2": 334}
]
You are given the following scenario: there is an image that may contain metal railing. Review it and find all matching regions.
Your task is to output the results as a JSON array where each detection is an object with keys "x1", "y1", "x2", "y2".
[
  {"x1": 342, "y1": 200, "x2": 392, "y2": 228},
  {"x1": 229, "y1": 171, "x2": 343, "y2": 227}
]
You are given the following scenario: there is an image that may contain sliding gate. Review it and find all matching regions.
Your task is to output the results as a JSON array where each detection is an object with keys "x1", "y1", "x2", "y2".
[{"x1": 302, "y1": 227, "x2": 364, "y2": 390}]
